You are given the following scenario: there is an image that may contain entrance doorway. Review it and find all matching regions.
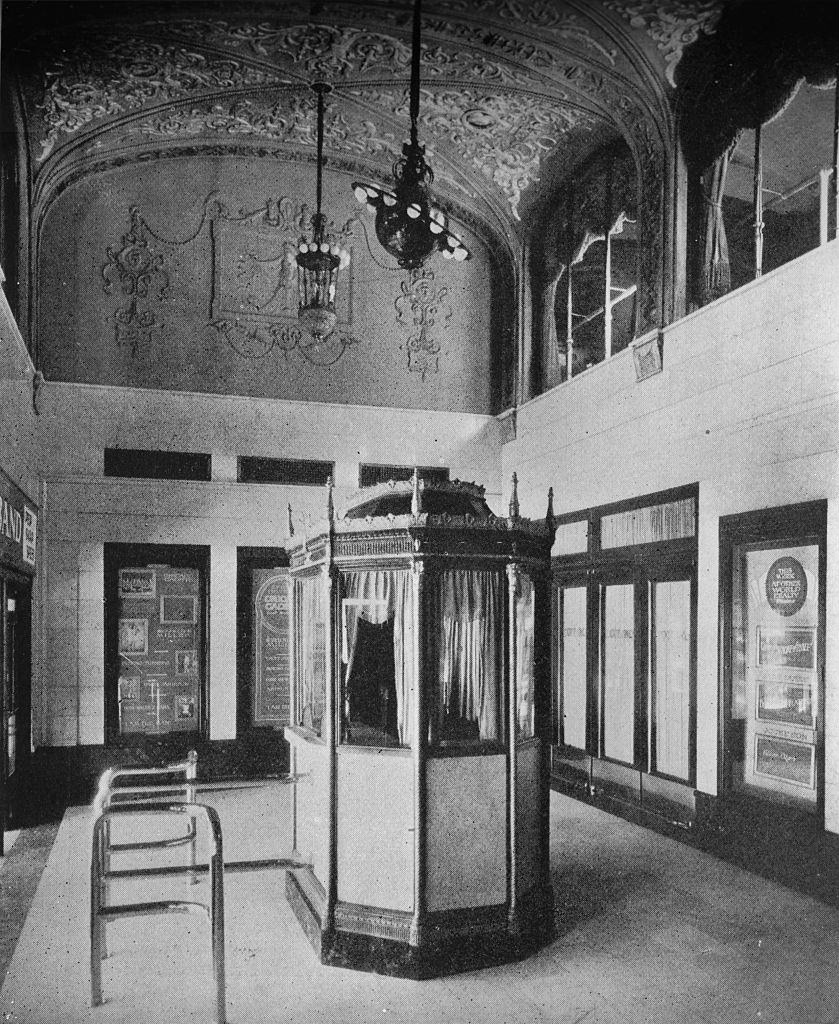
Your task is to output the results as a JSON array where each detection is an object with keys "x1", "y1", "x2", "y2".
[
  {"x1": 720, "y1": 502, "x2": 826, "y2": 826},
  {"x1": 1, "y1": 576, "x2": 32, "y2": 845}
]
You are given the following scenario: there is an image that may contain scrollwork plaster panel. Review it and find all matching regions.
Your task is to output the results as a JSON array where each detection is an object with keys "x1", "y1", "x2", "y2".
[
  {"x1": 33, "y1": 37, "x2": 280, "y2": 161},
  {"x1": 347, "y1": 86, "x2": 600, "y2": 218},
  {"x1": 602, "y1": 1, "x2": 723, "y2": 86}
]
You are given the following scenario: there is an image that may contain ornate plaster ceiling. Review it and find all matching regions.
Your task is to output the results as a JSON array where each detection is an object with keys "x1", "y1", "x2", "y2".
[{"x1": 3, "y1": 0, "x2": 724, "y2": 248}]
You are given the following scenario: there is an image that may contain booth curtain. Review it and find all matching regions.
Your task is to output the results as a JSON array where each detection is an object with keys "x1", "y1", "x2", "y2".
[
  {"x1": 435, "y1": 569, "x2": 502, "y2": 742},
  {"x1": 341, "y1": 570, "x2": 415, "y2": 746}
]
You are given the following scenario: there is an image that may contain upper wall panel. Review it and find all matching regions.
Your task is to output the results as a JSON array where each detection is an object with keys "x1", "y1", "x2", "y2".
[{"x1": 37, "y1": 155, "x2": 505, "y2": 412}]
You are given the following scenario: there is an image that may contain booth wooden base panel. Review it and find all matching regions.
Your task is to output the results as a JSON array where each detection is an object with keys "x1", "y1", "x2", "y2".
[{"x1": 285, "y1": 868, "x2": 555, "y2": 979}]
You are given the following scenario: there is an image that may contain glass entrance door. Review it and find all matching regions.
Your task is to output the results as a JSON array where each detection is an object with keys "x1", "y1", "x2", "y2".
[{"x1": 722, "y1": 503, "x2": 826, "y2": 816}]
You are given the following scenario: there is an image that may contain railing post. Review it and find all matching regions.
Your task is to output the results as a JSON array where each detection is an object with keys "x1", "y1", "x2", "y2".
[{"x1": 90, "y1": 816, "x2": 104, "y2": 1006}]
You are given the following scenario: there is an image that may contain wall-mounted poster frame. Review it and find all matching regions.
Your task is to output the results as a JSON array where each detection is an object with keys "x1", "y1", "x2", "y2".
[
  {"x1": 719, "y1": 500, "x2": 826, "y2": 821},
  {"x1": 236, "y1": 547, "x2": 290, "y2": 736},
  {"x1": 104, "y1": 544, "x2": 209, "y2": 746},
  {"x1": 753, "y1": 734, "x2": 815, "y2": 789}
]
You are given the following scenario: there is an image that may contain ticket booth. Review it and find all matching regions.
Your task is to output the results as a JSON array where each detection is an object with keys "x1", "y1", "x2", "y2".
[{"x1": 284, "y1": 474, "x2": 555, "y2": 977}]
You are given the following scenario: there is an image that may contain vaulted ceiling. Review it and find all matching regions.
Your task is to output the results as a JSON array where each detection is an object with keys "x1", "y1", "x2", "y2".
[{"x1": 2, "y1": 0, "x2": 724, "y2": 252}]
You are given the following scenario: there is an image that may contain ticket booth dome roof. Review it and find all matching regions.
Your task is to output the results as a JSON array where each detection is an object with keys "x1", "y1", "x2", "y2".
[{"x1": 340, "y1": 477, "x2": 493, "y2": 521}]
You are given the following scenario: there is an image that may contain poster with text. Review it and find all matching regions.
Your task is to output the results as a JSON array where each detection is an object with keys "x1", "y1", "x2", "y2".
[
  {"x1": 253, "y1": 568, "x2": 290, "y2": 727},
  {"x1": 117, "y1": 565, "x2": 202, "y2": 735},
  {"x1": 743, "y1": 544, "x2": 819, "y2": 800}
]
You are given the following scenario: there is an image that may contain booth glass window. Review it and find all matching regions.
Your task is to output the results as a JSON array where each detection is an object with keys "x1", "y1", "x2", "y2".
[
  {"x1": 298, "y1": 573, "x2": 328, "y2": 733},
  {"x1": 340, "y1": 569, "x2": 414, "y2": 748},
  {"x1": 516, "y1": 572, "x2": 536, "y2": 739},
  {"x1": 429, "y1": 568, "x2": 503, "y2": 748},
  {"x1": 557, "y1": 584, "x2": 587, "y2": 749}
]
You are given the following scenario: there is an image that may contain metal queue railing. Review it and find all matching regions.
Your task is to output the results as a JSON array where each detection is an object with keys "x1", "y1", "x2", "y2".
[
  {"x1": 92, "y1": 750, "x2": 199, "y2": 890},
  {"x1": 89, "y1": 753, "x2": 226, "y2": 1024}
]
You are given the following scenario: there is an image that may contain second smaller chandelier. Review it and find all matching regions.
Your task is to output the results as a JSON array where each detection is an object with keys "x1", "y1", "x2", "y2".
[{"x1": 296, "y1": 82, "x2": 350, "y2": 343}]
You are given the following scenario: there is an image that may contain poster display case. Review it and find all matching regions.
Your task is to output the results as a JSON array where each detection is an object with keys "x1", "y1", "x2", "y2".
[
  {"x1": 723, "y1": 502, "x2": 826, "y2": 815},
  {"x1": 113, "y1": 562, "x2": 204, "y2": 737}
]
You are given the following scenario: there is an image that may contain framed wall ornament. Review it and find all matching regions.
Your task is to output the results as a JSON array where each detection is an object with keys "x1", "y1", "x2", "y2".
[
  {"x1": 102, "y1": 196, "x2": 362, "y2": 368},
  {"x1": 210, "y1": 197, "x2": 361, "y2": 366}
]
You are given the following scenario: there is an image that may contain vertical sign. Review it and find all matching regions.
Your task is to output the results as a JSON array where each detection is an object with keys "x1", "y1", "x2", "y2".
[
  {"x1": 117, "y1": 566, "x2": 202, "y2": 735},
  {"x1": 253, "y1": 568, "x2": 290, "y2": 727}
]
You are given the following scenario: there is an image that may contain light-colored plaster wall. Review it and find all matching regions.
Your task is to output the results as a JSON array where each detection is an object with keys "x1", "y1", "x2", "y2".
[
  {"x1": 504, "y1": 239, "x2": 839, "y2": 830},
  {"x1": 36, "y1": 157, "x2": 507, "y2": 414},
  {"x1": 0, "y1": 287, "x2": 40, "y2": 501},
  {"x1": 36, "y1": 381, "x2": 503, "y2": 746}
]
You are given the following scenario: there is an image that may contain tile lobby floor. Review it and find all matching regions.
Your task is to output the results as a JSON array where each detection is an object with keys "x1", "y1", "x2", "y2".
[{"x1": 1, "y1": 783, "x2": 838, "y2": 1024}]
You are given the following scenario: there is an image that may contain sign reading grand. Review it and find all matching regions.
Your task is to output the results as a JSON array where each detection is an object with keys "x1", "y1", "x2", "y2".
[
  {"x1": 0, "y1": 472, "x2": 37, "y2": 574},
  {"x1": 765, "y1": 556, "x2": 807, "y2": 617}
]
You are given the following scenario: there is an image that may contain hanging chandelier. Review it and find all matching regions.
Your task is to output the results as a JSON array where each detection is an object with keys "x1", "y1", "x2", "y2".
[
  {"x1": 296, "y1": 82, "x2": 350, "y2": 342},
  {"x1": 351, "y1": 0, "x2": 470, "y2": 270}
]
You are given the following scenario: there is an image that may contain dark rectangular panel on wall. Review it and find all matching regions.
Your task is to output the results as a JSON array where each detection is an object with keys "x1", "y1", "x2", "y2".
[
  {"x1": 104, "y1": 449, "x2": 211, "y2": 481},
  {"x1": 239, "y1": 458, "x2": 333, "y2": 486}
]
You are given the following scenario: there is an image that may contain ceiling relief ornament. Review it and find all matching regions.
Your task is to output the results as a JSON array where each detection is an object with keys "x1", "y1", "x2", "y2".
[
  {"x1": 101, "y1": 196, "x2": 360, "y2": 367},
  {"x1": 34, "y1": 37, "x2": 278, "y2": 161},
  {"x1": 102, "y1": 208, "x2": 170, "y2": 357},
  {"x1": 119, "y1": 94, "x2": 400, "y2": 162},
  {"x1": 602, "y1": 1, "x2": 723, "y2": 86},
  {"x1": 354, "y1": 86, "x2": 599, "y2": 218},
  {"x1": 209, "y1": 198, "x2": 361, "y2": 367},
  {"x1": 394, "y1": 267, "x2": 452, "y2": 381},
  {"x1": 428, "y1": 3, "x2": 617, "y2": 64},
  {"x1": 161, "y1": 19, "x2": 551, "y2": 89}
]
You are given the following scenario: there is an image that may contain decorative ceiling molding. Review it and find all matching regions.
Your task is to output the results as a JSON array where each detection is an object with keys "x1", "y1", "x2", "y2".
[
  {"x1": 602, "y1": 1, "x2": 724, "y2": 86},
  {"x1": 11, "y1": 1, "x2": 675, "y2": 267},
  {"x1": 34, "y1": 37, "x2": 281, "y2": 162},
  {"x1": 426, "y1": 2, "x2": 618, "y2": 65},
  {"x1": 117, "y1": 94, "x2": 402, "y2": 164},
  {"x1": 347, "y1": 86, "x2": 600, "y2": 218},
  {"x1": 158, "y1": 18, "x2": 567, "y2": 90}
]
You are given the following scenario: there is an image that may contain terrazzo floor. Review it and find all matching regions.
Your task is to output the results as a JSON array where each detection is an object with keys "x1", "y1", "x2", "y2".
[{"x1": 1, "y1": 782, "x2": 838, "y2": 1024}]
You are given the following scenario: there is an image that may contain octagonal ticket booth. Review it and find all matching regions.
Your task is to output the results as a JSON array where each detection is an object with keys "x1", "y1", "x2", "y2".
[{"x1": 284, "y1": 473, "x2": 555, "y2": 977}]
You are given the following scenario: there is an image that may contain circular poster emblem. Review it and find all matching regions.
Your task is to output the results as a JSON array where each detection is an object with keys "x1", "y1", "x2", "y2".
[{"x1": 765, "y1": 556, "x2": 807, "y2": 617}]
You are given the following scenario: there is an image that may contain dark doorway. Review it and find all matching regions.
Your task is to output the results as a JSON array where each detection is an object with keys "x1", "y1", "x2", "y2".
[{"x1": 1, "y1": 575, "x2": 32, "y2": 842}]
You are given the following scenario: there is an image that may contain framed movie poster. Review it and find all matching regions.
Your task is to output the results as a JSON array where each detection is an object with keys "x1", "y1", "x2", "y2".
[
  {"x1": 115, "y1": 563, "x2": 203, "y2": 736},
  {"x1": 729, "y1": 534, "x2": 821, "y2": 804},
  {"x1": 252, "y1": 568, "x2": 290, "y2": 727}
]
